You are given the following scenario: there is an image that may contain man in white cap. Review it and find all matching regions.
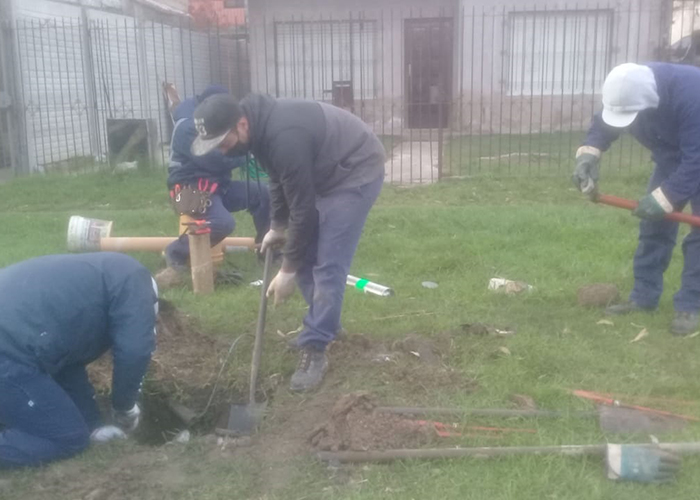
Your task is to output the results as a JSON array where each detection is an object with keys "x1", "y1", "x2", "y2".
[{"x1": 573, "y1": 62, "x2": 700, "y2": 335}]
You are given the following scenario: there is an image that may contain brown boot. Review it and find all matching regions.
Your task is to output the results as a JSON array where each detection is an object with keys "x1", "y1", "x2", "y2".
[{"x1": 154, "y1": 267, "x2": 185, "y2": 289}]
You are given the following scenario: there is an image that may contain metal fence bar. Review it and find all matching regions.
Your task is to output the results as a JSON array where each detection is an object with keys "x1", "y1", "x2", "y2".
[{"x1": 3, "y1": 4, "x2": 693, "y2": 180}]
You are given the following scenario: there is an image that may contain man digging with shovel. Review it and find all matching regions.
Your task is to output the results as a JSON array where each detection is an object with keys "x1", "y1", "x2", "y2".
[
  {"x1": 573, "y1": 62, "x2": 700, "y2": 336},
  {"x1": 191, "y1": 93, "x2": 385, "y2": 392}
]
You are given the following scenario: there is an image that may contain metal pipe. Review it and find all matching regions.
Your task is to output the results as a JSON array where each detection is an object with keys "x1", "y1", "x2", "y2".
[
  {"x1": 317, "y1": 442, "x2": 700, "y2": 464},
  {"x1": 346, "y1": 275, "x2": 394, "y2": 297},
  {"x1": 375, "y1": 406, "x2": 596, "y2": 418}
]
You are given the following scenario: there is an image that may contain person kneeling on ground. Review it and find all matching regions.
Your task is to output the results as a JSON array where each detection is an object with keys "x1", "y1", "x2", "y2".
[
  {"x1": 156, "y1": 85, "x2": 271, "y2": 288},
  {"x1": 191, "y1": 93, "x2": 385, "y2": 392},
  {"x1": 0, "y1": 253, "x2": 158, "y2": 469}
]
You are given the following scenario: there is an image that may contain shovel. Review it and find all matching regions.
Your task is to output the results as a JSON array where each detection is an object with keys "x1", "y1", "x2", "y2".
[
  {"x1": 216, "y1": 249, "x2": 274, "y2": 436},
  {"x1": 591, "y1": 192, "x2": 700, "y2": 228}
]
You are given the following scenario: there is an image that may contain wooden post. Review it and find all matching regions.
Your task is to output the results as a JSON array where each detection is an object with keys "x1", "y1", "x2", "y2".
[{"x1": 188, "y1": 231, "x2": 214, "y2": 294}]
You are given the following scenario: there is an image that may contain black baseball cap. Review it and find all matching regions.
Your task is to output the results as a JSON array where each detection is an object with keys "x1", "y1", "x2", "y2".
[{"x1": 191, "y1": 94, "x2": 243, "y2": 156}]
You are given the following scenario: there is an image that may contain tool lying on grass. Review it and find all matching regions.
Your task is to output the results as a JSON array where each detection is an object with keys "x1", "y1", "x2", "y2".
[
  {"x1": 591, "y1": 192, "x2": 700, "y2": 228},
  {"x1": 415, "y1": 420, "x2": 537, "y2": 438},
  {"x1": 216, "y1": 249, "x2": 274, "y2": 436},
  {"x1": 376, "y1": 402, "x2": 691, "y2": 434},
  {"x1": 572, "y1": 389, "x2": 700, "y2": 423},
  {"x1": 316, "y1": 440, "x2": 694, "y2": 483}
]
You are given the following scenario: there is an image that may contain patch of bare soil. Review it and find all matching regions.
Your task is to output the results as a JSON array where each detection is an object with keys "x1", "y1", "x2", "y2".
[
  {"x1": 89, "y1": 301, "x2": 224, "y2": 408},
  {"x1": 577, "y1": 283, "x2": 620, "y2": 307},
  {"x1": 24, "y1": 310, "x2": 477, "y2": 499},
  {"x1": 15, "y1": 447, "x2": 190, "y2": 500},
  {"x1": 239, "y1": 332, "x2": 476, "y2": 495},
  {"x1": 88, "y1": 303, "x2": 232, "y2": 443},
  {"x1": 309, "y1": 392, "x2": 433, "y2": 452}
]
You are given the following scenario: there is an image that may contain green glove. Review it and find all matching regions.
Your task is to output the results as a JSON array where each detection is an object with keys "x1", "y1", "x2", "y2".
[
  {"x1": 633, "y1": 187, "x2": 673, "y2": 221},
  {"x1": 572, "y1": 146, "x2": 601, "y2": 194}
]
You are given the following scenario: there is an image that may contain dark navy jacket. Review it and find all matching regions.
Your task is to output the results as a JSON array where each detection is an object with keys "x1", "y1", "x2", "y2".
[
  {"x1": 167, "y1": 87, "x2": 246, "y2": 189},
  {"x1": 584, "y1": 62, "x2": 700, "y2": 206},
  {"x1": 0, "y1": 253, "x2": 157, "y2": 412}
]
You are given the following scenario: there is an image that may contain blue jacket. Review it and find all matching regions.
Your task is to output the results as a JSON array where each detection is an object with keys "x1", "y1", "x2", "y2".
[
  {"x1": 0, "y1": 253, "x2": 157, "y2": 412},
  {"x1": 584, "y1": 62, "x2": 700, "y2": 206},
  {"x1": 167, "y1": 87, "x2": 246, "y2": 189}
]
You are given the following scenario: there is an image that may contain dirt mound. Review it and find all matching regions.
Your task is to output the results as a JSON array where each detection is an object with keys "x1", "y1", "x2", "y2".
[
  {"x1": 309, "y1": 392, "x2": 432, "y2": 451},
  {"x1": 89, "y1": 302, "x2": 223, "y2": 400},
  {"x1": 87, "y1": 303, "x2": 229, "y2": 442},
  {"x1": 391, "y1": 334, "x2": 441, "y2": 364},
  {"x1": 577, "y1": 283, "x2": 620, "y2": 307}
]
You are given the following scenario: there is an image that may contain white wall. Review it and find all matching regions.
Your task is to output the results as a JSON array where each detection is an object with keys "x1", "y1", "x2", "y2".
[
  {"x1": 249, "y1": 0, "x2": 670, "y2": 134},
  {"x1": 10, "y1": 0, "x2": 228, "y2": 171}
]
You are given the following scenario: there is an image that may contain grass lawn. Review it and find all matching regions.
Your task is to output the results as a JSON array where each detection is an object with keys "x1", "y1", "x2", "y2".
[
  {"x1": 444, "y1": 131, "x2": 653, "y2": 179},
  {"x1": 1, "y1": 167, "x2": 700, "y2": 499}
]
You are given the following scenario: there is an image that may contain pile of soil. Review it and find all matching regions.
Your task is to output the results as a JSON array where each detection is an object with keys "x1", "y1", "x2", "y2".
[
  {"x1": 89, "y1": 302, "x2": 223, "y2": 398},
  {"x1": 309, "y1": 392, "x2": 433, "y2": 451},
  {"x1": 577, "y1": 283, "x2": 620, "y2": 307},
  {"x1": 88, "y1": 302, "x2": 229, "y2": 441}
]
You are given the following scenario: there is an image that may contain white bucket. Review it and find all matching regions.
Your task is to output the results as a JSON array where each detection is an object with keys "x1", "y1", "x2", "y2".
[{"x1": 67, "y1": 216, "x2": 113, "y2": 252}]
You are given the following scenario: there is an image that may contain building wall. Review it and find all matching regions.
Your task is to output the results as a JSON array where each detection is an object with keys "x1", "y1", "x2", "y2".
[
  {"x1": 8, "y1": 0, "x2": 241, "y2": 172},
  {"x1": 249, "y1": 0, "x2": 670, "y2": 135},
  {"x1": 453, "y1": 0, "x2": 669, "y2": 134}
]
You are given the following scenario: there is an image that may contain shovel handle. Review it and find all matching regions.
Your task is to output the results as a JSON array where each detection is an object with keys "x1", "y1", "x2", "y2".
[
  {"x1": 595, "y1": 193, "x2": 700, "y2": 229},
  {"x1": 249, "y1": 250, "x2": 274, "y2": 404}
]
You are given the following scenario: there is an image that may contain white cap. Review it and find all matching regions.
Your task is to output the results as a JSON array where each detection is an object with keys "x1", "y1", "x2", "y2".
[{"x1": 601, "y1": 63, "x2": 659, "y2": 128}]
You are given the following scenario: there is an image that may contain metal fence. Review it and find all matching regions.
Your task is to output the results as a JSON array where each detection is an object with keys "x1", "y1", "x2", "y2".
[
  {"x1": 0, "y1": 16, "x2": 249, "y2": 174},
  {"x1": 248, "y1": 3, "x2": 682, "y2": 184},
  {"x1": 1, "y1": 2, "x2": 699, "y2": 184}
]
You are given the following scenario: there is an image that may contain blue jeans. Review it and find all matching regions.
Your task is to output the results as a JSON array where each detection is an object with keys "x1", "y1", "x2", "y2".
[
  {"x1": 166, "y1": 180, "x2": 271, "y2": 267},
  {"x1": 0, "y1": 355, "x2": 96, "y2": 469},
  {"x1": 296, "y1": 174, "x2": 384, "y2": 350},
  {"x1": 629, "y1": 165, "x2": 700, "y2": 313}
]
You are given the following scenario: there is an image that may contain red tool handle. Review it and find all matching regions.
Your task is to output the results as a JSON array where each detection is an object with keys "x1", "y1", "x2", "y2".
[{"x1": 596, "y1": 193, "x2": 700, "y2": 228}]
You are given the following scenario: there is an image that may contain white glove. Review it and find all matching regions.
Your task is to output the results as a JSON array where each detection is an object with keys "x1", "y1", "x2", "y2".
[
  {"x1": 260, "y1": 228, "x2": 286, "y2": 254},
  {"x1": 266, "y1": 270, "x2": 297, "y2": 306},
  {"x1": 90, "y1": 425, "x2": 127, "y2": 444},
  {"x1": 112, "y1": 403, "x2": 141, "y2": 433}
]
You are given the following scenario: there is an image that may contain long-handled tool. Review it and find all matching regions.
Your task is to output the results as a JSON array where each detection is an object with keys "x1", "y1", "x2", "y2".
[
  {"x1": 592, "y1": 192, "x2": 700, "y2": 228},
  {"x1": 317, "y1": 441, "x2": 700, "y2": 464},
  {"x1": 216, "y1": 249, "x2": 274, "y2": 436},
  {"x1": 376, "y1": 404, "x2": 689, "y2": 434}
]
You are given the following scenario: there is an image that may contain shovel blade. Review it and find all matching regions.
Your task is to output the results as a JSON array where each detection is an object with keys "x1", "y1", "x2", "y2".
[
  {"x1": 598, "y1": 405, "x2": 687, "y2": 434},
  {"x1": 216, "y1": 401, "x2": 268, "y2": 437}
]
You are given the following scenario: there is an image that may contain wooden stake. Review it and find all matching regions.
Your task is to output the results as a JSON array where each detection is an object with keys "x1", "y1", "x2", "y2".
[{"x1": 188, "y1": 231, "x2": 214, "y2": 295}]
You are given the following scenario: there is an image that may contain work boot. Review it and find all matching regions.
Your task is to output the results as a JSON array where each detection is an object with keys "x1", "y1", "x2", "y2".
[
  {"x1": 154, "y1": 266, "x2": 185, "y2": 289},
  {"x1": 286, "y1": 327, "x2": 347, "y2": 351},
  {"x1": 671, "y1": 312, "x2": 700, "y2": 337},
  {"x1": 604, "y1": 301, "x2": 653, "y2": 316},
  {"x1": 290, "y1": 347, "x2": 328, "y2": 393}
]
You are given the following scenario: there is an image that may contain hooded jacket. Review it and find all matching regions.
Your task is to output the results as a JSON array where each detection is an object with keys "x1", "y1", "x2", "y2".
[
  {"x1": 241, "y1": 94, "x2": 385, "y2": 268},
  {"x1": 0, "y1": 253, "x2": 157, "y2": 412},
  {"x1": 583, "y1": 62, "x2": 700, "y2": 206}
]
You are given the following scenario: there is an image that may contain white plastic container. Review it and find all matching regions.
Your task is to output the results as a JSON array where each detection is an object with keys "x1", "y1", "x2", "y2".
[
  {"x1": 67, "y1": 215, "x2": 113, "y2": 252},
  {"x1": 488, "y1": 278, "x2": 533, "y2": 295}
]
